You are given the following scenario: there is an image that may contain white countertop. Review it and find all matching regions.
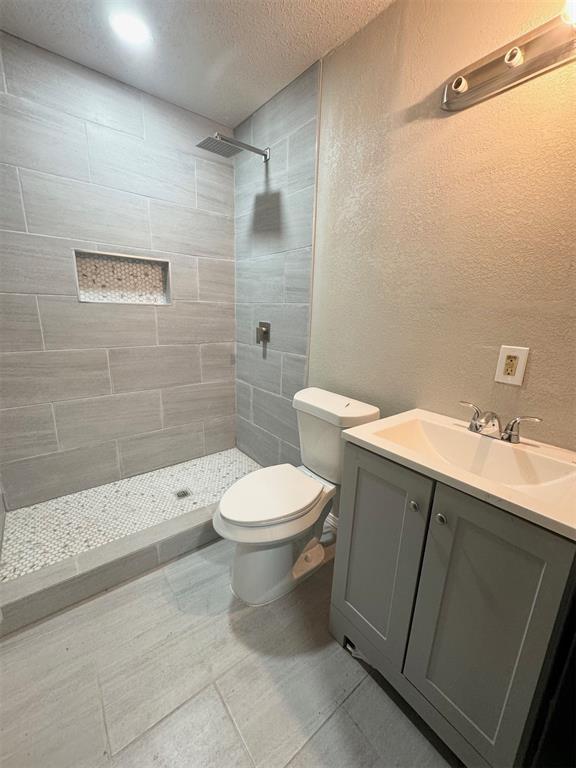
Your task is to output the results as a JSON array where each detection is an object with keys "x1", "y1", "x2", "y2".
[{"x1": 343, "y1": 409, "x2": 576, "y2": 542}]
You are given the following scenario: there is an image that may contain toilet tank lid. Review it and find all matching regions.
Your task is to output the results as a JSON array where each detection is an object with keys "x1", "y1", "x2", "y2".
[{"x1": 293, "y1": 387, "x2": 380, "y2": 428}]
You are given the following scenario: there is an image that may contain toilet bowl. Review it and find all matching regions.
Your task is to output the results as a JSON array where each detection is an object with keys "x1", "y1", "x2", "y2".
[{"x1": 213, "y1": 388, "x2": 379, "y2": 605}]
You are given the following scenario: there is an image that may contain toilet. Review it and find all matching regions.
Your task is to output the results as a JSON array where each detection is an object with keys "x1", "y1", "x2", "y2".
[{"x1": 213, "y1": 387, "x2": 379, "y2": 605}]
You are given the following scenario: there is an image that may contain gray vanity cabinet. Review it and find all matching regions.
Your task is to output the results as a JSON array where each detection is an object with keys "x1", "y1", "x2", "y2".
[
  {"x1": 332, "y1": 443, "x2": 434, "y2": 670},
  {"x1": 403, "y1": 484, "x2": 575, "y2": 768}
]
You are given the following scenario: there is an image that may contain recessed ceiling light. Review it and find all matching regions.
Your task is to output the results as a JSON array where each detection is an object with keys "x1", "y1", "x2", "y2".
[{"x1": 109, "y1": 12, "x2": 152, "y2": 45}]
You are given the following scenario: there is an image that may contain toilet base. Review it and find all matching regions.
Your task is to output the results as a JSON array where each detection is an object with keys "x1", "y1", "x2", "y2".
[{"x1": 231, "y1": 533, "x2": 334, "y2": 606}]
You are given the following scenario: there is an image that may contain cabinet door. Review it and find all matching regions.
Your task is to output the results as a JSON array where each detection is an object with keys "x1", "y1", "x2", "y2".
[
  {"x1": 332, "y1": 443, "x2": 434, "y2": 671},
  {"x1": 404, "y1": 484, "x2": 575, "y2": 768}
]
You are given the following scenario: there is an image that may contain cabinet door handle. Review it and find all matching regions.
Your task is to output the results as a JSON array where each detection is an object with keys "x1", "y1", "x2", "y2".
[
  {"x1": 409, "y1": 500, "x2": 420, "y2": 513},
  {"x1": 435, "y1": 513, "x2": 447, "y2": 525}
]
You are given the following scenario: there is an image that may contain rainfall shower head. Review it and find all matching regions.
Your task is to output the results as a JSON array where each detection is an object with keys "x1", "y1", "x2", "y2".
[{"x1": 196, "y1": 133, "x2": 270, "y2": 162}]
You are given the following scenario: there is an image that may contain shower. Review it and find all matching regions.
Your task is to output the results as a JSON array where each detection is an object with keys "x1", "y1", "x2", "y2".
[{"x1": 197, "y1": 132, "x2": 270, "y2": 162}]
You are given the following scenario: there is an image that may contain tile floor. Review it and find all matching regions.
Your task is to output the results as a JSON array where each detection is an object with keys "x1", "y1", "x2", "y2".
[
  {"x1": 0, "y1": 539, "x2": 454, "y2": 768},
  {"x1": 0, "y1": 448, "x2": 260, "y2": 581}
]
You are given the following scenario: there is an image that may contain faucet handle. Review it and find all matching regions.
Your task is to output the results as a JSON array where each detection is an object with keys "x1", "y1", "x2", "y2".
[
  {"x1": 459, "y1": 401, "x2": 482, "y2": 420},
  {"x1": 502, "y1": 416, "x2": 543, "y2": 444}
]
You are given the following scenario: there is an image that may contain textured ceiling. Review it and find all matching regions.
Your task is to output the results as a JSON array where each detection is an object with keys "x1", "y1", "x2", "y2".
[{"x1": 0, "y1": 0, "x2": 392, "y2": 126}]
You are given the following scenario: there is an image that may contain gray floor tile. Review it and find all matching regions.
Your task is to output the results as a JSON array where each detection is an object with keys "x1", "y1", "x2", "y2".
[
  {"x1": 110, "y1": 685, "x2": 251, "y2": 768},
  {"x1": 286, "y1": 708, "x2": 383, "y2": 768},
  {"x1": 216, "y1": 568, "x2": 366, "y2": 768},
  {"x1": 0, "y1": 658, "x2": 109, "y2": 768},
  {"x1": 0, "y1": 527, "x2": 452, "y2": 768},
  {"x1": 344, "y1": 676, "x2": 451, "y2": 768}
]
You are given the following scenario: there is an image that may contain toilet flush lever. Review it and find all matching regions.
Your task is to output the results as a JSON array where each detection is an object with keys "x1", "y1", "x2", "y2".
[{"x1": 256, "y1": 322, "x2": 270, "y2": 344}]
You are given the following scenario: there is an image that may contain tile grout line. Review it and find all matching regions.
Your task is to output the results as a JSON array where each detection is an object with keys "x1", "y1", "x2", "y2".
[
  {"x1": 114, "y1": 438, "x2": 123, "y2": 479},
  {"x1": 105, "y1": 348, "x2": 114, "y2": 394},
  {"x1": 282, "y1": 674, "x2": 369, "y2": 768},
  {"x1": 84, "y1": 120, "x2": 93, "y2": 182},
  {"x1": 146, "y1": 197, "x2": 153, "y2": 250},
  {"x1": 94, "y1": 666, "x2": 114, "y2": 762},
  {"x1": 49, "y1": 402, "x2": 62, "y2": 452},
  {"x1": 0, "y1": 42, "x2": 7, "y2": 92},
  {"x1": 14, "y1": 166, "x2": 234, "y2": 223},
  {"x1": 14, "y1": 167, "x2": 29, "y2": 233},
  {"x1": 214, "y1": 680, "x2": 258, "y2": 768},
  {"x1": 0, "y1": 227, "x2": 234, "y2": 262},
  {"x1": 158, "y1": 388, "x2": 165, "y2": 430},
  {"x1": 34, "y1": 294, "x2": 46, "y2": 351}
]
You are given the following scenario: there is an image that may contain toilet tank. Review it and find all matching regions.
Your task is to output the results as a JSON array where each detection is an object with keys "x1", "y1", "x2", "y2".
[{"x1": 293, "y1": 388, "x2": 380, "y2": 484}]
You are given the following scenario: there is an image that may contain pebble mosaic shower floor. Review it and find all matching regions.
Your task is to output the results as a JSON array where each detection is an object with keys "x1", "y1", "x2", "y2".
[{"x1": 0, "y1": 448, "x2": 260, "y2": 582}]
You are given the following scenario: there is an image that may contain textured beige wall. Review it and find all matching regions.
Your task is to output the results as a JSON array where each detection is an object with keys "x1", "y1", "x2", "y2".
[{"x1": 310, "y1": 0, "x2": 576, "y2": 450}]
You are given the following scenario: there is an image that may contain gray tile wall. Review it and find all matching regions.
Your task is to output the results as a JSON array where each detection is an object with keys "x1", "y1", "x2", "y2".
[
  {"x1": 234, "y1": 64, "x2": 319, "y2": 466},
  {"x1": 0, "y1": 33, "x2": 236, "y2": 510}
]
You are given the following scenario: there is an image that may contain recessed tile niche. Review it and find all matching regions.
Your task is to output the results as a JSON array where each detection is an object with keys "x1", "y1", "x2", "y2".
[{"x1": 75, "y1": 250, "x2": 171, "y2": 305}]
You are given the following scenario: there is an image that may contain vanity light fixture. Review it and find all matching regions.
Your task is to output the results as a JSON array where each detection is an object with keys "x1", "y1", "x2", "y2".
[
  {"x1": 442, "y1": 2, "x2": 576, "y2": 111},
  {"x1": 109, "y1": 12, "x2": 152, "y2": 46}
]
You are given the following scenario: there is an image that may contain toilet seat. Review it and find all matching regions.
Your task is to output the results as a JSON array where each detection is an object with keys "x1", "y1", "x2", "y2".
[{"x1": 219, "y1": 464, "x2": 324, "y2": 527}]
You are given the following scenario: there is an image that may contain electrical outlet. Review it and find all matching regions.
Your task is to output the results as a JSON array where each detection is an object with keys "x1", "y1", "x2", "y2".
[
  {"x1": 503, "y1": 354, "x2": 519, "y2": 376},
  {"x1": 495, "y1": 345, "x2": 529, "y2": 386}
]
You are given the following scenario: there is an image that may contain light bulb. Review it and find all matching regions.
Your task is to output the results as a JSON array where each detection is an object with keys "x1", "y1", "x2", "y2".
[
  {"x1": 562, "y1": 0, "x2": 576, "y2": 25},
  {"x1": 109, "y1": 13, "x2": 152, "y2": 45}
]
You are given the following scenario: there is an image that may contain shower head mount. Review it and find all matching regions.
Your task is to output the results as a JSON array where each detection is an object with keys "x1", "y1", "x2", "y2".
[{"x1": 196, "y1": 132, "x2": 270, "y2": 162}]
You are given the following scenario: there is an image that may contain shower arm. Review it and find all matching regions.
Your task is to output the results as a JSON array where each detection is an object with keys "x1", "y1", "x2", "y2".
[{"x1": 214, "y1": 133, "x2": 270, "y2": 162}]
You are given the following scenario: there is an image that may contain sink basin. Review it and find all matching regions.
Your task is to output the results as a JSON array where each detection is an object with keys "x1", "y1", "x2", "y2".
[{"x1": 343, "y1": 409, "x2": 576, "y2": 540}]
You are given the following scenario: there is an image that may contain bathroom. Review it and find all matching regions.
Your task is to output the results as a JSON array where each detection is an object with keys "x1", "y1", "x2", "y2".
[{"x1": 0, "y1": 0, "x2": 574, "y2": 765}]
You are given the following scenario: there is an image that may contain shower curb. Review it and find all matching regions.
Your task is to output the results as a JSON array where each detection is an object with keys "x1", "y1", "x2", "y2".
[{"x1": 0, "y1": 503, "x2": 219, "y2": 638}]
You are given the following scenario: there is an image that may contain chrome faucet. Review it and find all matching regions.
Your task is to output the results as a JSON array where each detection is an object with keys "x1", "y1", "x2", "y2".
[
  {"x1": 459, "y1": 402, "x2": 501, "y2": 437},
  {"x1": 501, "y1": 416, "x2": 543, "y2": 444},
  {"x1": 459, "y1": 402, "x2": 543, "y2": 443}
]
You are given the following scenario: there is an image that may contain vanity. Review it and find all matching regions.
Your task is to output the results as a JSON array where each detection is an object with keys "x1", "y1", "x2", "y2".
[{"x1": 330, "y1": 409, "x2": 576, "y2": 768}]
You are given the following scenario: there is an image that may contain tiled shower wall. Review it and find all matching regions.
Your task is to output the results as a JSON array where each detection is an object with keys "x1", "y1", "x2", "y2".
[
  {"x1": 234, "y1": 64, "x2": 319, "y2": 467},
  {"x1": 0, "y1": 33, "x2": 236, "y2": 511}
]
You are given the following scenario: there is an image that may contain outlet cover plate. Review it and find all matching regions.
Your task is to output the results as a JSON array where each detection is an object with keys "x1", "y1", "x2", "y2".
[{"x1": 495, "y1": 345, "x2": 529, "y2": 386}]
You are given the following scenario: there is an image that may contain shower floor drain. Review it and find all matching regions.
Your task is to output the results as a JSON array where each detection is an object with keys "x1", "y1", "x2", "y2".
[{"x1": 175, "y1": 489, "x2": 191, "y2": 499}]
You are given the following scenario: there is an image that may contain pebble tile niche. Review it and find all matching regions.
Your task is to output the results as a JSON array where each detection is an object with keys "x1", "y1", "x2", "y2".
[{"x1": 75, "y1": 250, "x2": 170, "y2": 305}]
